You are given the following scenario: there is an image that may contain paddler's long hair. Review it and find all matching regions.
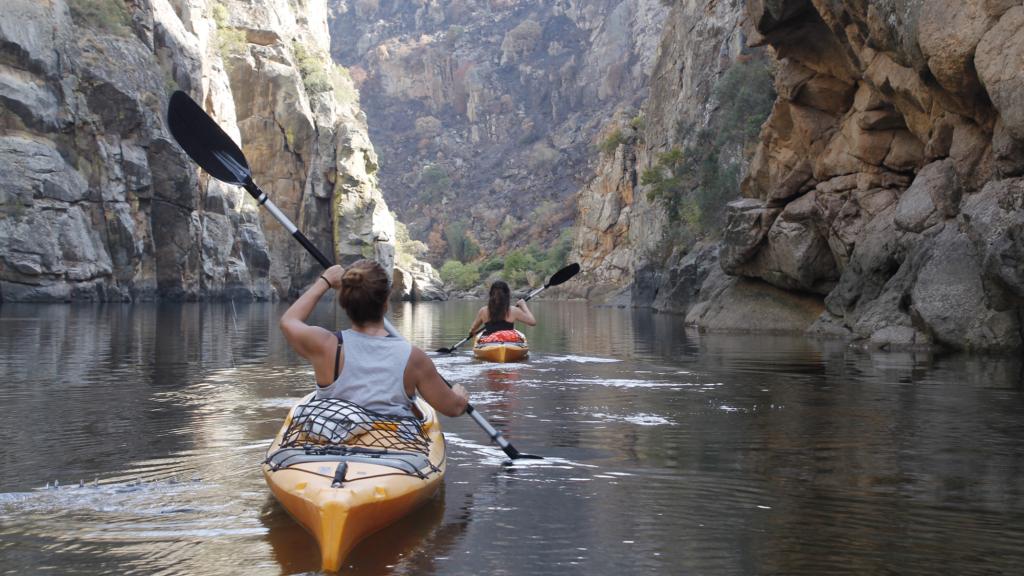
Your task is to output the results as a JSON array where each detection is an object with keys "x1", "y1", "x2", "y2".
[
  {"x1": 338, "y1": 259, "x2": 390, "y2": 326},
  {"x1": 487, "y1": 280, "x2": 511, "y2": 323}
]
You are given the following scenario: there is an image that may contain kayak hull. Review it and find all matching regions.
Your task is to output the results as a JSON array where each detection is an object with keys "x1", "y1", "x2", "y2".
[
  {"x1": 263, "y1": 394, "x2": 445, "y2": 572},
  {"x1": 473, "y1": 335, "x2": 529, "y2": 363}
]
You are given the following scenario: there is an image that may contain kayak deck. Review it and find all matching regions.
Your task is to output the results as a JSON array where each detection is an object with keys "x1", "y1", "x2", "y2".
[
  {"x1": 473, "y1": 332, "x2": 529, "y2": 363},
  {"x1": 262, "y1": 394, "x2": 445, "y2": 572}
]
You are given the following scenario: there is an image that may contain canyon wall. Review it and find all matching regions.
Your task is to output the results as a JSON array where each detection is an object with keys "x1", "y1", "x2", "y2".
[
  {"x1": 576, "y1": 0, "x2": 1024, "y2": 352},
  {"x1": 0, "y1": 0, "x2": 412, "y2": 301},
  {"x1": 570, "y1": 0, "x2": 750, "y2": 303},
  {"x1": 328, "y1": 0, "x2": 668, "y2": 259},
  {"x1": 725, "y1": 0, "x2": 1024, "y2": 351}
]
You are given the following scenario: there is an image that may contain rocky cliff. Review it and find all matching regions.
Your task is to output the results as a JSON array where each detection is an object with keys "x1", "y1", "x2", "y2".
[
  {"x1": 724, "y1": 0, "x2": 1024, "y2": 351},
  {"x1": 570, "y1": 0, "x2": 751, "y2": 302},
  {"x1": 327, "y1": 0, "x2": 668, "y2": 259},
  {"x1": 0, "y1": 0, "x2": 420, "y2": 301},
  {"x1": 576, "y1": 0, "x2": 1024, "y2": 352}
]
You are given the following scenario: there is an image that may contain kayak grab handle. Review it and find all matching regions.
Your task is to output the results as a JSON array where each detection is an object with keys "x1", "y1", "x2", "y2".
[{"x1": 331, "y1": 462, "x2": 347, "y2": 488}]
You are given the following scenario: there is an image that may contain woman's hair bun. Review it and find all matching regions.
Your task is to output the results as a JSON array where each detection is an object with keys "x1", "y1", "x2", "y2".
[{"x1": 338, "y1": 259, "x2": 390, "y2": 326}]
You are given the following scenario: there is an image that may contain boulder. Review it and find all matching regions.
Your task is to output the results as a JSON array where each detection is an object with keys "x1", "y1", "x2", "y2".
[
  {"x1": 917, "y1": 0, "x2": 993, "y2": 96},
  {"x1": 825, "y1": 203, "x2": 904, "y2": 319},
  {"x1": 993, "y1": 118, "x2": 1024, "y2": 177},
  {"x1": 894, "y1": 159, "x2": 960, "y2": 232},
  {"x1": 393, "y1": 262, "x2": 446, "y2": 301},
  {"x1": 959, "y1": 177, "x2": 1024, "y2": 299},
  {"x1": 730, "y1": 191, "x2": 839, "y2": 294},
  {"x1": 720, "y1": 199, "x2": 781, "y2": 273},
  {"x1": 686, "y1": 273, "x2": 825, "y2": 333},
  {"x1": 911, "y1": 223, "x2": 1022, "y2": 351},
  {"x1": 652, "y1": 243, "x2": 719, "y2": 314},
  {"x1": 976, "y1": 7, "x2": 1024, "y2": 141}
]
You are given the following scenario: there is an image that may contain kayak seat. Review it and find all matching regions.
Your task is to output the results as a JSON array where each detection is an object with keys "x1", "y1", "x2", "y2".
[
  {"x1": 265, "y1": 446, "x2": 432, "y2": 477},
  {"x1": 477, "y1": 329, "x2": 526, "y2": 344}
]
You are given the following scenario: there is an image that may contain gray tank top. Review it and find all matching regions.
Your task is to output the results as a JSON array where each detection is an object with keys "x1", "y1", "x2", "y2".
[{"x1": 314, "y1": 329, "x2": 415, "y2": 418}]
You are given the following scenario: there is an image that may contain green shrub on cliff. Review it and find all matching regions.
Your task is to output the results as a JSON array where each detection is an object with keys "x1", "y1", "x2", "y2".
[
  {"x1": 444, "y1": 221, "x2": 480, "y2": 263},
  {"x1": 440, "y1": 260, "x2": 480, "y2": 290},
  {"x1": 69, "y1": 0, "x2": 132, "y2": 36},
  {"x1": 501, "y1": 232, "x2": 571, "y2": 287},
  {"x1": 211, "y1": 3, "x2": 247, "y2": 57},
  {"x1": 644, "y1": 54, "x2": 775, "y2": 236},
  {"x1": 502, "y1": 249, "x2": 537, "y2": 287},
  {"x1": 536, "y1": 228, "x2": 573, "y2": 278},
  {"x1": 598, "y1": 128, "x2": 628, "y2": 155},
  {"x1": 293, "y1": 42, "x2": 357, "y2": 104},
  {"x1": 211, "y1": 2, "x2": 229, "y2": 27},
  {"x1": 394, "y1": 219, "x2": 428, "y2": 268},
  {"x1": 217, "y1": 28, "x2": 247, "y2": 58},
  {"x1": 419, "y1": 164, "x2": 452, "y2": 202}
]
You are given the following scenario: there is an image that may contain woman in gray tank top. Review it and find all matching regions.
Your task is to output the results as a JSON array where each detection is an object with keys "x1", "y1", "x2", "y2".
[{"x1": 279, "y1": 259, "x2": 468, "y2": 418}]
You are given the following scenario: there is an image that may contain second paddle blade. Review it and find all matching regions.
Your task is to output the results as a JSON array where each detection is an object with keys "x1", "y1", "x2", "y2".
[
  {"x1": 167, "y1": 91, "x2": 252, "y2": 186},
  {"x1": 548, "y1": 262, "x2": 581, "y2": 287}
]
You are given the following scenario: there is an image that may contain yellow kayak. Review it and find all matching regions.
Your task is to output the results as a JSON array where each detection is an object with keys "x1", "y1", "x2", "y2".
[
  {"x1": 473, "y1": 332, "x2": 529, "y2": 363},
  {"x1": 262, "y1": 393, "x2": 445, "y2": 572}
]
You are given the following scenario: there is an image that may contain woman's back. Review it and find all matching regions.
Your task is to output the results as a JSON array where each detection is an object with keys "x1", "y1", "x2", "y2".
[
  {"x1": 280, "y1": 259, "x2": 468, "y2": 419},
  {"x1": 315, "y1": 329, "x2": 413, "y2": 417},
  {"x1": 471, "y1": 280, "x2": 536, "y2": 337},
  {"x1": 482, "y1": 313, "x2": 516, "y2": 335}
]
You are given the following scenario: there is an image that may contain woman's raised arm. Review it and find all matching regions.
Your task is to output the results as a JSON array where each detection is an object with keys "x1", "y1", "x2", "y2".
[{"x1": 280, "y1": 264, "x2": 344, "y2": 359}]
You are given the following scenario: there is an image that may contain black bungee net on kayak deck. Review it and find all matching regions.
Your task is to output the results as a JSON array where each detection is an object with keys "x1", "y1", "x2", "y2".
[
  {"x1": 264, "y1": 398, "x2": 442, "y2": 482},
  {"x1": 278, "y1": 398, "x2": 430, "y2": 454}
]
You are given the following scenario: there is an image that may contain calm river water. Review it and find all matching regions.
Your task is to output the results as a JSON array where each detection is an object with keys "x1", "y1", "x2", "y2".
[{"x1": 1, "y1": 301, "x2": 1023, "y2": 575}]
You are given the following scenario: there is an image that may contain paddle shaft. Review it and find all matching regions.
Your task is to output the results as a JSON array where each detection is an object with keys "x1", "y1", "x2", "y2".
[
  {"x1": 439, "y1": 374, "x2": 531, "y2": 459},
  {"x1": 244, "y1": 182, "x2": 327, "y2": 264},
  {"x1": 465, "y1": 405, "x2": 522, "y2": 458},
  {"x1": 243, "y1": 180, "x2": 402, "y2": 337}
]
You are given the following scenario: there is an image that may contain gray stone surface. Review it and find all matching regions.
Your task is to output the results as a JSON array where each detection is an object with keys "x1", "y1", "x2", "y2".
[
  {"x1": 685, "y1": 274, "x2": 826, "y2": 333},
  {"x1": 652, "y1": 244, "x2": 720, "y2": 315},
  {"x1": 911, "y1": 223, "x2": 1022, "y2": 351},
  {"x1": 0, "y1": 0, "x2": 426, "y2": 302},
  {"x1": 976, "y1": 7, "x2": 1024, "y2": 141}
]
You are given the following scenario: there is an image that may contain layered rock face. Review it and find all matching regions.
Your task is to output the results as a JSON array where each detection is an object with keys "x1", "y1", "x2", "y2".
[
  {"x1": 719, "y1": 0, "x2": 1024, "y2": 351},
  {"x1": 569, "y1": 0, "x2": 752, "y2": 301},
  {"x1": 0, "y1": 0, "x2": 409, "y2": 301},
  {"x1": 574, "y1": 0, "x2": 1024, "y2": 352},
  {"x1": 328, "y1": 0, "x2": 668, "y2": 256}
]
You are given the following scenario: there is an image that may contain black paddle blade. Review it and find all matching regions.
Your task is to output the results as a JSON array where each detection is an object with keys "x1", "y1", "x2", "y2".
[
  {"x1": 546, "y1": 262, "x2": 581, "y2": 288},
  {"x1": 502, "y1": 445, "x2": 543, "y2": 460},
  {"x1": 167, "y1": 91, "x2": 251, "y2": 185},
  {"x1": 435, "y1": 346, "x2": 455, "y2": 354}
]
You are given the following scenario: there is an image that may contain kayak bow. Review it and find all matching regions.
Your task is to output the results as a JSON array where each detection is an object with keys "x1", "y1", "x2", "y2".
[{"x1": 262, "y1": 393, "x2": 445, "y2": 572}]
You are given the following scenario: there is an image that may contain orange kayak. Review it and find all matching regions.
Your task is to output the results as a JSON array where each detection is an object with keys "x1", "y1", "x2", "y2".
[
  {"x1": 473, "y1": 332, "x2": 529, "y2": 362},
  {"x1": 262, "y1": 393, "x2": 445, "y2": 572}
]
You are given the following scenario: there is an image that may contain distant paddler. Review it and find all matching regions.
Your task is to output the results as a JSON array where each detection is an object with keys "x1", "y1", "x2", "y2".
[
  {"x1": 468, "y1": 280, "x2": 534, "y2": 363},
  {"x1": 434, "y1": 263, "x2": 581, "y2": 356},
  {"x1": 468, "y1": 280, "x2": 536, "y2": 341}
]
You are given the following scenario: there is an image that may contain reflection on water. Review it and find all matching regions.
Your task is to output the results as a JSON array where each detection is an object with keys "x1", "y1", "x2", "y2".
[{"x1": 1, "y1": 301, "x2": 1023, "y2": 575}]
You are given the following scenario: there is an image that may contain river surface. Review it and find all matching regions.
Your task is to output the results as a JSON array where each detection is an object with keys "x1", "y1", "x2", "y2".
[{"x1": 1, "y1": 301, "x2": 1023, "y2": 575}]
